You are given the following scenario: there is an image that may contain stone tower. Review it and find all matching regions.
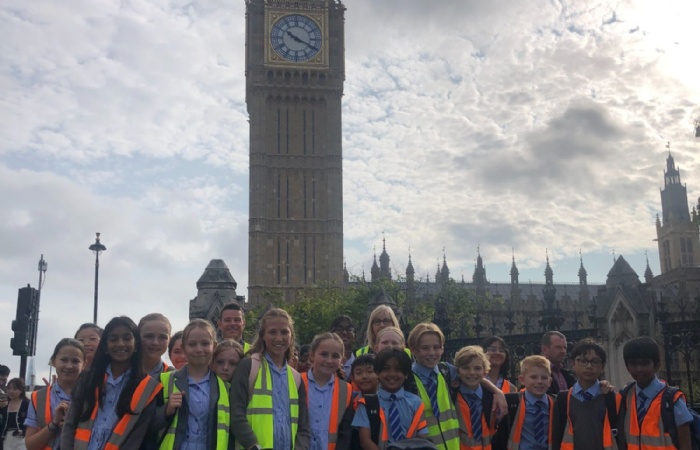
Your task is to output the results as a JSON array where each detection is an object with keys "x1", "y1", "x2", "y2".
[
  {"x1": 656, "y1": 147, "x2": 700, "y2": 273},
  {"x1": 245, "y1": 0, "x2": 346, "y2": 304},
  {"x1": 189, "y1": 259, "x2": 243, "y2": 322}
]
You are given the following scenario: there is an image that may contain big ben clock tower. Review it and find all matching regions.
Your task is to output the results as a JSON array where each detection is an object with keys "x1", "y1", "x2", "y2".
[{"x1": 245, "y1": 0, "x2": 345, "y2": 304}]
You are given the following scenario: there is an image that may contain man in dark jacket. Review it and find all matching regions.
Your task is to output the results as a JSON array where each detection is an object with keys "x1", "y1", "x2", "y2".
[{"x1": 541, "y1": 331, "x2": 575, "y2": 395}]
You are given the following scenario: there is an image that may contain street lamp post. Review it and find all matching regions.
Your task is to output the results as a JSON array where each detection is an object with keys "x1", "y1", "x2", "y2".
[{"x1": 89, "y1": 233, "x2": 107, "y2": 324}]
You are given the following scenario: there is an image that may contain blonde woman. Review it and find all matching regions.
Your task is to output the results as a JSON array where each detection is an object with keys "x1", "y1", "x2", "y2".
[{"x1": 355, "y1": 305, "x2": 400, "y2": 356}]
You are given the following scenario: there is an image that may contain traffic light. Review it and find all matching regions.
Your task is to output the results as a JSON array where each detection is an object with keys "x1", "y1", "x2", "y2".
[
  {"x1": 10, "y1": 286, "x2": 35, "y2": 356},
  {"x1": 11, "y1": 318, "x2": 28, "y2": 356}
]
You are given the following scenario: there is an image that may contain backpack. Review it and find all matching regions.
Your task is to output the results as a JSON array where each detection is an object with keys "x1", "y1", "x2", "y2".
[{"x1": 621, "y1": 383, "x2": 700, "y2": 450}]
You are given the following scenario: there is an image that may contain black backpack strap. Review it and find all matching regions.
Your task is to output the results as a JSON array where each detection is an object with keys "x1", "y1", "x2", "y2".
[
  {"x1": 605, "y1": 391, "x2": 619, "y2": 435},
  {"x1": 661, "y1": 386, "x2": 680, "y2": 447},
  {"x1": 365, "y1": 394, "x2": 381, "y2": 445}
]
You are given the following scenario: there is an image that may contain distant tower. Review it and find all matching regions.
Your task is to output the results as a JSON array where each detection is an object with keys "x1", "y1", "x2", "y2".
[
  {"x1": 510, "y1": 251, "x2": 520, "y2": 301},
  {"x1": 379, "y1": 237, "x2": 391, "y2": 280},
  {"x1": 189, "y1": 260, "x2": 243, "y2": 323},
  {"x1": 473, "y1": 248, "x2": 487, "y2": 296},
  {"x1": 245, "y1": 0, "x2": 346, "y2": 304},
  {"x1": 656, "y1": 145, "x2": 700, "y2": 273}
]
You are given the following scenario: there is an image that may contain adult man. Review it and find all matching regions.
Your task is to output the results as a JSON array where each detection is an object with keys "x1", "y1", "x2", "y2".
[
  {"x1": 217, "y1": 303, "x2": 250, "y2": 353},
  {"x1": 541, "y1": 330, "x2": 575, "y2": 395}
]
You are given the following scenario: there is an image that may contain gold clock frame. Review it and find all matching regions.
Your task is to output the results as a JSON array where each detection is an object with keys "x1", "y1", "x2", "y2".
[{"x1": 264, "y1": 9, "x2": 328, "y2": 68}]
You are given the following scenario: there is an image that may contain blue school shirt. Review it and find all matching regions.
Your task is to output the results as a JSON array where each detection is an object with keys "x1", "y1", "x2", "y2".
[
  {"x1": 636, "y1": 376, "x2": 692, "y2": 425},
  {"x1": 343, "y1": 353, "x2": 355, "y2": 380},
  {"x1": 25, "y1": 382, "x2": 71, "y2": 450},
  {"x1": 572, "y1": 380, "x2": 601, "y2": 402},
  {"x1": 352, "y1": 387, "x2": 428, "y2": 441},
  {"x1": 307, "y1": 370, "x2": 335, "y2": 450},
  {"x1": 518, "y1": 390, "x2": 550, "y2": 450},
  {"x1": 87, "y1": 366, "x2": 130, "y2": 450},
  {"x1": 182, "y1": 371, "x2": 211, "y2": 450},
  {"x1": 264, "y1": 352, "x2": 293, "y2": 450}
]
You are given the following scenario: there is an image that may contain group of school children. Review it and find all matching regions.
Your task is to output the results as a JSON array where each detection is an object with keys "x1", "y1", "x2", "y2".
[{"x1": 1, "y1": 301, "x2": 696, "y2": 450}]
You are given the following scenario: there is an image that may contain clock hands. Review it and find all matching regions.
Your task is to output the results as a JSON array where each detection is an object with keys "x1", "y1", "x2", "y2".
[{"x1": 286, "y1": 30, "x2": 319, "y2": 51}]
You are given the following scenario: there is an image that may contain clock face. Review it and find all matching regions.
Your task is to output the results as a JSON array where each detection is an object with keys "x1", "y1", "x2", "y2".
[{"x1": 270, "y1": 14, "x2": 322, "y2": 63}]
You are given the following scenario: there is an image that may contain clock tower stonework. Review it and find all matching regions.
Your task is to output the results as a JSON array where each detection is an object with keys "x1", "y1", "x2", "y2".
[{"x1": 245, "y1": 0, "x2": 345, "y2": 305}]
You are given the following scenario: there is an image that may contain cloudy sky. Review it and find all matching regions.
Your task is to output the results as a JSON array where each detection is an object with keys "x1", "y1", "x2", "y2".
[{"x1": 2, "y1": 0, "x2": 699, "y2": 378}]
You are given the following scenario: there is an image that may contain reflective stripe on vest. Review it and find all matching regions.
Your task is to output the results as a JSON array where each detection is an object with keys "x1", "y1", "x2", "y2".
[
  {"x1": 159, "y1": 371, "x2": 230, "y2": 450},
  {"x1": 623, "y1": 387, "x2": 679, "y2": 450},
  {"x1": 355, "y1": 395, "x2": 426, "y2": 450},
  {"x1": 414, "y1": 373, "x2": 460, "y2": 450},
  {"x1": 246, "y1": 355, "x2": 300, "y2": 449},
  {"x1": 456, "y1": 393, "x2": 495, "y2": 450},
  {"x1": 31, "y1": 387, "x2": 54, "y2": 450},
  {"x1": 560, "y1": 389, "x2": 619, "y2": 450},
  {"x1": 74, "y1": 375, "x2": 162, "y2": 450},
  {"x1": 355, "y1": 346, "x2": 371, "y2": 356},
  {"x1": 300, "y1": 373, "x2": 352, "y2": 450},
  {"x1": 506, "y1": 392, "x2": 554, "y2": 450}
]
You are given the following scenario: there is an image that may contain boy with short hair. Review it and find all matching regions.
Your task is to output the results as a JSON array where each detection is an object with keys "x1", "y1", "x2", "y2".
[
  {"x1": 494, "y1": 355, "x2": 554, "y2": 450},
  {"x1": 622, "y1": 336, "x2": 693, "y2": 450},
  {"x1": 552, "y1": 338, "x2": 621, "y2": 450},
  {"x1": 352, "y1": 348, "x2": 428, "y2": 449},
  {"x1": 340, "y1": 354, "x2": 378, "y2": 450},
  {"x1": 408, "y1": 322, "x2": 460, "y2": 450},
  {"x1": 454, "y1": 345, "x2": 499, "y2": 449}
]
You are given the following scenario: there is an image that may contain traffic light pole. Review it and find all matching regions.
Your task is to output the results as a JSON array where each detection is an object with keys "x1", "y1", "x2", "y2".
[{"x1": 33, "y1": 255, "x2": 47, "y2": 356}]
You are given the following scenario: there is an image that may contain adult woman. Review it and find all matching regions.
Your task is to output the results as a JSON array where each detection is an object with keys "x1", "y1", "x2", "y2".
[
  {"x1": 0, "y1": 378, "x2": 29, "y2": 450},
  {"x1": 355, "y1": 305, "x2": 400, "y2": 356},
  {"x1": 481, "y1": 335, "x2": 517, "y2": 393},
  {"x1": 62, "y1": 316, "x2": 162, "y2": 449}
]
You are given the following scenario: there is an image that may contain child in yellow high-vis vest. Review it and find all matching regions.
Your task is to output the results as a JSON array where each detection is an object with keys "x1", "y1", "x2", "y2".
[
  {"x1": 229, "y1": 308, "x2": 311, "y2": 450},
  {"x1": 158, "y1": 318, "x2": 229, "y2": 450}
]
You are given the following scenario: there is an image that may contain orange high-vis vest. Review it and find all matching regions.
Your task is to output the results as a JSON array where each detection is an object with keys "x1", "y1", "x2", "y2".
[
  {"x1": 560, "y1": 389, "x2": 620, "y2": 450},
  {"x1": 456, "y1": 393, "x2": 497, "y2": 450},
  {"x1": 355, "y1": 396, "x2": 427, "y2": 450},
  {"x1": 31, "y1": 386, "x2": 54, "y2": 450},
  {"x1": 624, "y1": 387, "x2": 682, "y2": 450},
  {"x1": 506, "y1": 392, "x2": 554, "y2": 450},
  {"x1": 501, "y1": 379, "x2": 517, "y2": 394},
  {"x1": 300, "y1": 372, "x2": 353, "y2": 450},
  {"x1": 73, "y1": 375, "x2": 162, "y2": 450}
]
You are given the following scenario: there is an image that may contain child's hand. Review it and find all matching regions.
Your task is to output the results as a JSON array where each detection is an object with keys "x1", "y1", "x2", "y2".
[
  {"x1": 600, "y1": 380, "x2": 616, "y2": 394},
  {"x1": 166, "y1": 392, "x2": 184, "y2": 417},
  {"x1": 492, "y1": 390, "x2": 507, "y2": 420},
  {"x1": 53, "y1": 401, "x2": 70, "y2": 426}
]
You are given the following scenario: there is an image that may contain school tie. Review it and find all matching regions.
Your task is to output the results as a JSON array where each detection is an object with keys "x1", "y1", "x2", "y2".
[
  {"x1": 427, "y1": 373, "x2": 440, "y2": 418},
  {"x1": 534, "y1": 400, "x2": 548, "y2": 444},
  {"x1": 581, "y1": 391, "x2": 594, "y2": 402},
  {"x1": 389, "y1": 394, "x2": 404, "y2": 442},
  {"x1": 466, "y1": 393, "x2": 482, "y2": 440},
  {"x1": 637, "y1": 391, "x2": 649, "y2": 424}
]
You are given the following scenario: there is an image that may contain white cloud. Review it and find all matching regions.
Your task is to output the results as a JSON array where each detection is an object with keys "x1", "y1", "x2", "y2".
[{"x1": 1, "y1": 0, "x2": 699, "y2": 377}]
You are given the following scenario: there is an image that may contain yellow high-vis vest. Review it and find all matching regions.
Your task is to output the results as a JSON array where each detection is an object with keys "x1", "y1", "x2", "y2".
[{"x1": 414, "y1": 372, "x2": 460, "y2": 450}]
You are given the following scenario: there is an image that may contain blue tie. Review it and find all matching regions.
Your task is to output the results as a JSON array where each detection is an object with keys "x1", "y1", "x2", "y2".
[
  {"x1": 581, "y1": 391, "x2": 594, "y2": 402},
  {"x1": 427, "y1": 374, "x2": 440, "y2": 418},
  {"x1": 388, "y1": 394, "x2": 404, "y2": 442},
  {"x1": 466, "y1": 393, "x2": 482, "y2": 440},
  {"x1": 534, "y1": 400, "x2": 547, "y2": 444},
  {"x1": 637, "y1": 391, "x2": 649, "y2": 424}
]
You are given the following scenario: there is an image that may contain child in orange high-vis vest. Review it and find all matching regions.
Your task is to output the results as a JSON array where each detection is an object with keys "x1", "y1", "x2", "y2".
[
  {"x1": 454, "y1": 345, "x2": 499, "y2": 450},
  {"x1": 352, "y1": 348, "x2": 428, "y2": 449},
  {"x1": 493, "y1": 355, "x2": 554, "y2": 450},
  {"x1": 621, "y1": 336, "x2": 693, "y2": 450},
  {"x1": 25, "y1": 338, "x2": 85, "y2": 450}
]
